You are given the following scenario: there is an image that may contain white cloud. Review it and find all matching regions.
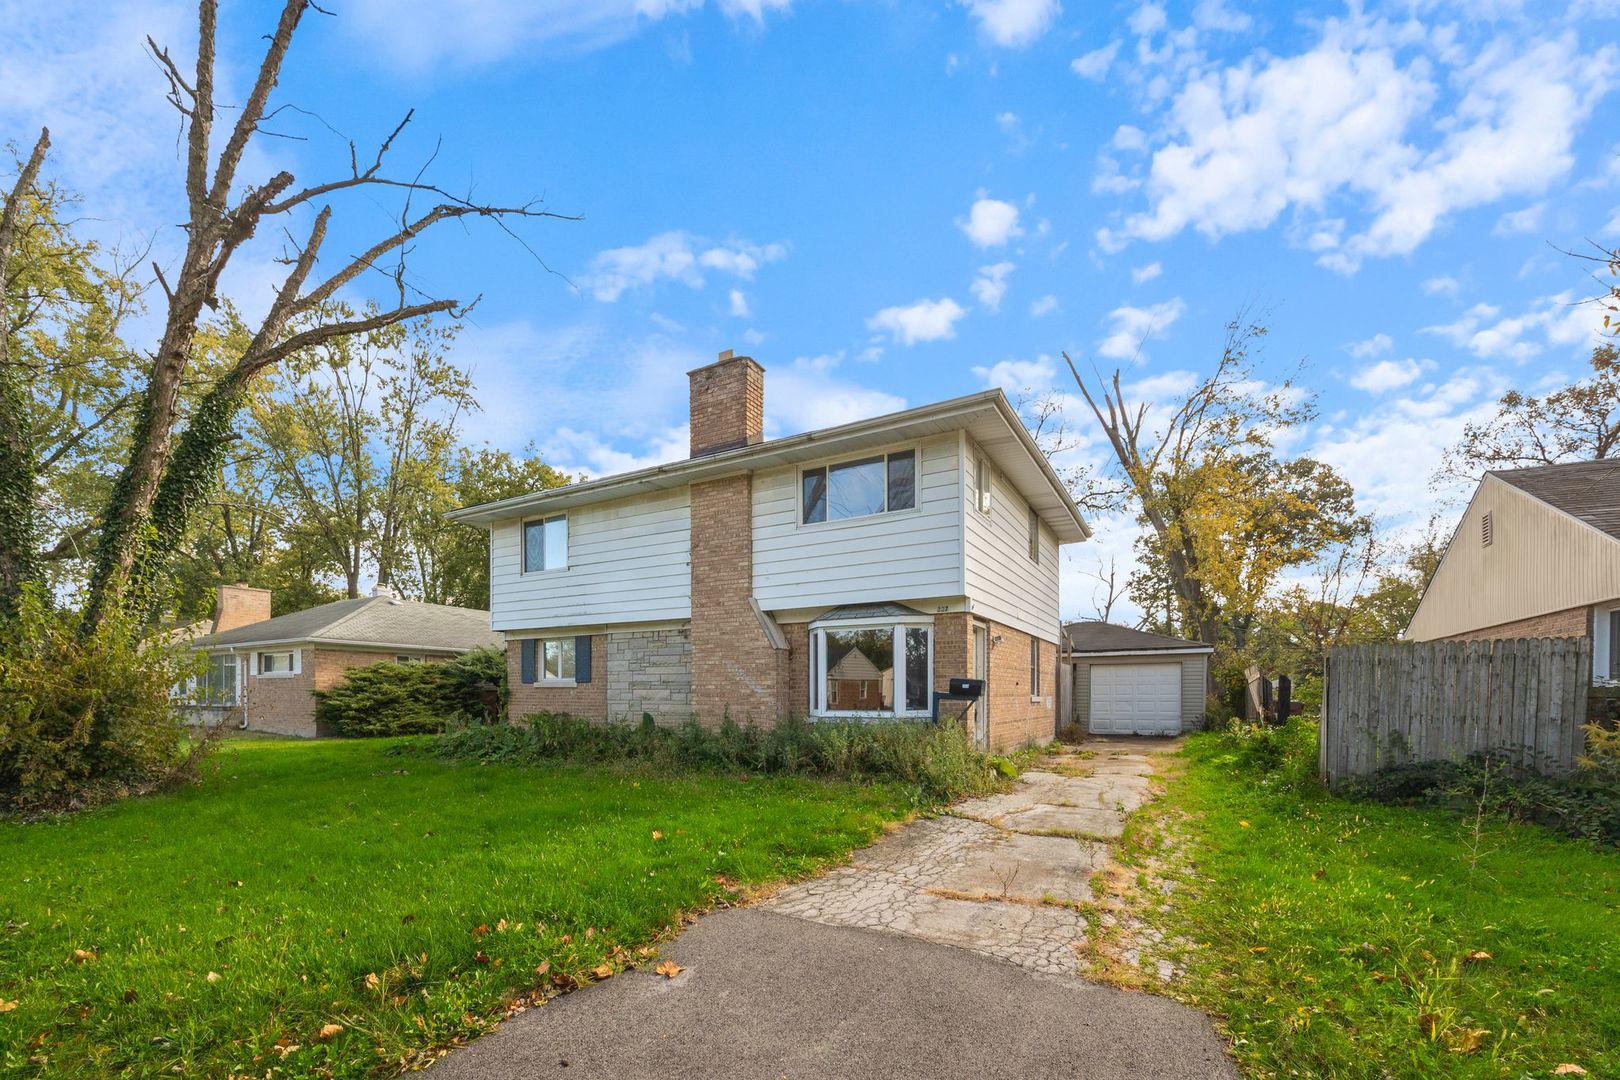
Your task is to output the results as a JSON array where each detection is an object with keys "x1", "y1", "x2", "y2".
[
  {"x1": 1350, "y1": 357, "x2": 1431, "y2": 392},
  {"x1": 1112, "y1": 125, "x2": 1149, "y2": 152},
  {"x1": 958, "y1": 196, "x2": 1025, "y2": 248},
  {"x1": 1109, "y1": 20, "x2": 1619, "y2": 272},
  {"x1": 343, "y1": 0, "x2": 790, "y2": 70},
  {"x1": 1131, "y1": 261, "x2": 1163, "y2": 284},
  {"x1": 766, "y1": 353, "x2": 909, "y2": 433},
  {"x1": 971, "y1": 261, "x2": 1016, "y2": 311},
  {"x1": 1128, "y1": 2, "x2": 1167, "y2": 37},
  {"x1": 1345, "y1": 332, "x2": 1393, "y2": 359},
  {"x1": 973, "y1": 355, "x2": 1059, "y2": 393},
  {"x1": 1423, "y1": 291, "x2": 1607, "y2": 360},
  {"x1": 1097, "y1": 297, "x2": 1186, "y2": 361},
  {"x1": 866, "y1": 297, "x2": 969, "y2": 345},
  {"x1": 1030, "y1": 294, "x2": 1060, "y2": 317},
  {"x1": 584, "y1": 231, "x2": 785, "y2": 302},
  {"x1": 1492, "y1": 202, "x2": 1546, "y2": 236},
  {"x1": 1071, "y1": 40, "x2": 1120, "y2": 80},
  {"x1": 1422, "y1": 275, "x2": 1462, "y2": 296},
  {"x1": 728, "y1": 289, "x2": 750, "y2": 318},
  {"x1": 963, "y1": 0, "x2": 1062, "y2": 48},
  {"x1": 1192, "y1": 0, "x2": 1252, "y2": 33}
]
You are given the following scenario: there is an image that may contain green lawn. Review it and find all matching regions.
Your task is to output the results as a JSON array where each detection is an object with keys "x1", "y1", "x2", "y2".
[
  {"x1": 0, "y1": 738, "x2": 912, "y2": 1077},
  {"x1": 1133, "y1": 731, "x2": 1620, "y2": 1079}
]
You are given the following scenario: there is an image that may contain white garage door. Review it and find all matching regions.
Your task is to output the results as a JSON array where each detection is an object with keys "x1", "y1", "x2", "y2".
[{"x1": 1089, "y1": 663, "x2": 1182, "y2": 735}]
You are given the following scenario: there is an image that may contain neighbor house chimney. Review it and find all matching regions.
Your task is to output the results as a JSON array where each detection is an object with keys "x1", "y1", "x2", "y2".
[
  {"x1": 688, "y1": 349, "x2": 764, "y2": 458},
  {"x1": 212, "y1": 583, "x2": 272, "y2": 634}
]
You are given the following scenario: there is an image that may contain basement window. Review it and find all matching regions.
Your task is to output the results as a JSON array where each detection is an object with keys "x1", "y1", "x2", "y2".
[{"x1": 802, "y1": 450, "x2": 916, "y2": 524}]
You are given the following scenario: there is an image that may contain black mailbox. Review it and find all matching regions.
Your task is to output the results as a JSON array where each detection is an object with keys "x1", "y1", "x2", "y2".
[{"x1": 948, "y1": 678, "x2": 984, "y2": 699}]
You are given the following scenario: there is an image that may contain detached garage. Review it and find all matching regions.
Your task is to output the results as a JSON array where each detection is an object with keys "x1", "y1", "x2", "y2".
[{"x1": 1063, "y1": 622, "x2": 1213, "y2": 736}]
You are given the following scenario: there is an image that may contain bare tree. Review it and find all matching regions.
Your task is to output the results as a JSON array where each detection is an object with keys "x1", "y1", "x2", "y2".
[
  {"x1": 44, "y1": 0, "x2": 574, "y2": 628},
  {"x1": 1077, "y1": 556, "x2": 1131, "y2": 625}
]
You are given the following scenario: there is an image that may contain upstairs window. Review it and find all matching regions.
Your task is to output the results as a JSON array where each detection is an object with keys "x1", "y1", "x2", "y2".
[
  {"x1": 523, "y1": 515, "x2": 568, "y2": 572},
  {"x1": 1028, "y1": 507, "x2": 1041, "y2": 562},
  {"x1": 802, "y1": 450, "x2": 916, "y2": 524},
  {"x1": 969, "y1": 448, "x2": 991, "y2": 514}
]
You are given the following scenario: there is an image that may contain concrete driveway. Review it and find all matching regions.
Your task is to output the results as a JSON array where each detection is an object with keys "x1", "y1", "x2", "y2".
[{"x1": 428, "y1": 739, "x2": 1234, "y2": 1079}]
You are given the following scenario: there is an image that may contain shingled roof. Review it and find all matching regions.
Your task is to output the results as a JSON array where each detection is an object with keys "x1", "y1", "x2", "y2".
[
  {"x1": 1492, "y1": 459, "x2": 1620, "y2": 542},
  {"x1": 192, "y1": 595, "x2": 501, "y2": 653},
  {"x1": 1063, "y1": 621, "x2": 1212, "y2": 654}
]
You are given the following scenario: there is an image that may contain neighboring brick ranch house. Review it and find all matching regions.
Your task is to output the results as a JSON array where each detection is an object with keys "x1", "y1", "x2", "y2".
[
  {"x1": 448, "y1": 350, "x2": 1091, "y2": 752},
  {"x1": 1406, "y1": 459, "x2": 1620, "y2": 683},
  {"x1": 1063, "y1": 621, "x2": 1213, "y2": 735},
  {"x1": 183, "y1": 586, "x2": 502, "y2": 737}
]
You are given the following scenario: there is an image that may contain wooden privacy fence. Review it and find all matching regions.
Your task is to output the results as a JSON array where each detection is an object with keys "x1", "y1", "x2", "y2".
[{"x1": 1320, "y1": 637, "x2": 1592, "y2": 785}]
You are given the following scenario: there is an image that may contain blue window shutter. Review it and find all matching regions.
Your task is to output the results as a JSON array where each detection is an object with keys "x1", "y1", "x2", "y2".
[
  {"x1": 575, "y1": 636, "x2": 592, "y2": 683},
  {"x1": 520, "y1": 639, "x2": 536, "y2": 684}
]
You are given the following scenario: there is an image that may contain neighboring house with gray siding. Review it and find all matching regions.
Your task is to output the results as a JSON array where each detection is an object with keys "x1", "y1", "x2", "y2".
[
  {"x1": 181, "y1": 586, "x2": 502, "y2": 737},
  {"x1": 1063, "y1": 622, "x2": 1212, "y2": 735},
  {"x1": 1405, "y1": 460, "x2": 1620, "y2": 683},
  {"x1": 451, "y1": 350, "x2": 1091, "y2": 752}
]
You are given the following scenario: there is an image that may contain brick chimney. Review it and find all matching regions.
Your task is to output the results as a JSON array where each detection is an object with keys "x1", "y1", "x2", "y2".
[
  {"x1": 212, "y1": 584, "x2": 272, "y2": 633},
  {"x1": 688, "y1": 350, "x2": 764, "y2": 458}
]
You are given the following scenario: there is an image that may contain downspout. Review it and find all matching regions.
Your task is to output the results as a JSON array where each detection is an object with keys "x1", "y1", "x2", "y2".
[{"x1": 231, "y1": 647, "x2": 248, "y2": 729}]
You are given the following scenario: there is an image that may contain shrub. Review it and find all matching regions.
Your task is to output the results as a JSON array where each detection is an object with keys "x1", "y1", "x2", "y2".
[
  {"x1": 425, "y1": 713, "x2": 1002, "y2": 804},
  {"x1": 314, "y1": 661, "x2": 458, "y2": 737},
  {"x1": 439, "y1": 646, "x2": 506, "y2": 724},
  {"x1": 1344, "y1": 752, "x2": 1620, "y2": 847},
  {"x1": 0, "y1": 588, "x2": 193, "y2": 809},
  {"x1": 1219, "y1": 715, "x2": 1321, "y2": 794}
]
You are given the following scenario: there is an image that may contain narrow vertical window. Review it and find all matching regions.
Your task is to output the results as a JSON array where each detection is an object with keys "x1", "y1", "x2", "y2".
[
  {"x1": 802, "y1": 467, "x2": 827, "y2": 524},
  {"x1": 1028, "y1": 507, "x2": 1040, "y2": 562},
  {"x1": 1029, "y1": 638, "x2": 1040, "y2": 696},
  {"x1": 886, "y1": 450, "x2": 916, "y2": 511}
]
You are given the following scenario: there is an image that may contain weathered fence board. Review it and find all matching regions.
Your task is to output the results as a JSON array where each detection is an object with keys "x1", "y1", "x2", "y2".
[{"x1": 1320, "y1": 637, "x2": 1592, "y2": 785}]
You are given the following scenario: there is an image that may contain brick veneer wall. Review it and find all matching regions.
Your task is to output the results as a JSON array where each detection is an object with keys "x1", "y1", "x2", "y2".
[
  {"x1": 782, "y1": 621, "x2": 810, "y2": 716},
  {"x1": 506, "y1": 635, "x2": 610, "y2": 720},
  {"x1": 688, "y1": 353, "x2": 764, "y2": 457},
  {"x1": 1441, "y1": 605, "x2": 1591, "y2": 642},
  {"x1": 240, "y1": 646, "x2": 431, "y2": 737},
  {"x1": 214, "y1": 584, "x2": 272, "y2": 632},
  {"x1": 981, "y1": 623, "x2": 1057, "y2": 751},
  {"x1": 689, "y1": 474, "x2": 784, "y2": 724}
]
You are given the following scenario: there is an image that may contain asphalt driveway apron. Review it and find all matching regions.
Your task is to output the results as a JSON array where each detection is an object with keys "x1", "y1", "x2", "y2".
[{"x1": 428, "y1": 739, "x2": 1234, "y2": 1079}]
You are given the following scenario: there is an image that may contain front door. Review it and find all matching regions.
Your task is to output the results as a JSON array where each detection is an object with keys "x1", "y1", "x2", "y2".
[{"x1": 971, "y1": 623, "x2": 990, "y2": 750}]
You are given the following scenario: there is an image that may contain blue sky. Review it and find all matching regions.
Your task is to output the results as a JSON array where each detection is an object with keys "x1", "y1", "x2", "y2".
[{"x1": 5, "y1": 0, "x2": 1619, "y2": 621}]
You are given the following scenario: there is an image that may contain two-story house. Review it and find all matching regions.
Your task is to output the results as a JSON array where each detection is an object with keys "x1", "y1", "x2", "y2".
[{"x1": 449, "y1": 351, "x2": 1090, "y2": 751}]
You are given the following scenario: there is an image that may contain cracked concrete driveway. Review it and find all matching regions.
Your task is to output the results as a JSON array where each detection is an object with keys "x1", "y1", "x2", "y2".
[{"x1": 428, "y1": 738, "x2": 1235, "y2": 1079}]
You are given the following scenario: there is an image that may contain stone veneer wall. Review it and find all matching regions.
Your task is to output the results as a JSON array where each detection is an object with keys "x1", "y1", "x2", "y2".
[
  {"x1": 1440, "y1": 604, "x2": 1592, "y2": 642},
  {"x1": 607, "y1": 628, "x2": 693, "y2": 724}
]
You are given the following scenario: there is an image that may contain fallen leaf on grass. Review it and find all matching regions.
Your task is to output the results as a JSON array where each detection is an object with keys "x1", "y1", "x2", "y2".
[
  {"x1": 652, "y1": 830, "x2": 664, "y2": 840},
  {"x1": 1464, "y1": 950, "x2": 1492, "y2": 963},
  {"x1": 1238, "y1": 820, "x2": 1251, "y2": 828},
  {"x1": 1448, "y1": 1028, "x2": 1489, "y2": 1054},
  {"x1": 471, "y1": 924, "x2": 489, "y2": 940},
  {"x1": 654, "y1": 961, "x2": 684, "y2": 978},
  {"x1": 473, "y1": 951, "x2": 490, "y2": 965},
  {"x1": 0, "y1": 1000, "x2": 17, "y2": 1013},
  {"x1": 70, "y1": 949, "x2": 96, "y2": 964},
  {"x1": 591, "y1": 964, "x2": 614, "y2": 980},
  {"x1": 316, "y1": 1024, "x2": 344, "y2": 1042},
  {"x1": 205, "y1": 971, "x2": 221, "y2": 984},
  {"x1": 534, "y1": 961, "x2": 551, "y2": 976},
  {"x1": 363, "y1": 973, "x2": 379, "y2": 991},
  {"x1": 1553, "y1": 1066, "x2": 1587, "y2": 1076},
  {"x1": 1248, "y1": 947, "x2": 1268, "y2": 954}
]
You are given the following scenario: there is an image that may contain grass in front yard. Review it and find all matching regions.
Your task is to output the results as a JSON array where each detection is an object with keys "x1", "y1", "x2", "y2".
[
  {"x1": 1134, "y1": 729, "x2": 1620, "y2": 1079},
  {"x1": 0, "y1": 737, "x2": 912, "y2": 1077}
]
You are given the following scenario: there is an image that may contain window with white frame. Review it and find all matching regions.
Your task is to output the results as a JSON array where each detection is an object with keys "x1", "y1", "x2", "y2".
[
  {"x1": 802, "y1": 450, "x2": 916, "y2": 524},
  {"x1": 1028, "y1": 507, "x2": 1040, "y2": 562},
  {"x1": 257, "y1": 650, "x2": 297, "y2": 676},
  {"x1": 523, "y1": 515, "x2": 568, "y2": 573},
  {"x1": 1029, "y1": 638, "x2": 1040, "y2": 698},
  {"x1": 968, "y1": 448, "x2": 991, "y2": 514},
  {"x1": 541, "y1": 637, "x2": 576, "y2": 682},
  {"x1": 809, "y1": 617, "x2": 932, "y2": 717},
  {"x1": 187, "y1": 653, "x2": 239, "y2": 705}
]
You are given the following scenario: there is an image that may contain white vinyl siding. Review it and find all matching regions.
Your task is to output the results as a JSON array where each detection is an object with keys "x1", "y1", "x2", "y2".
[
  {"x1": 962, "y1": 436, "x2": 1062, "y2": 642},
  {"x1": 752, "y1": 435, "x2": 964, "y2": 611},
  {"x1": 488, "y1": 488, "x2": 692, "y2": 632}
]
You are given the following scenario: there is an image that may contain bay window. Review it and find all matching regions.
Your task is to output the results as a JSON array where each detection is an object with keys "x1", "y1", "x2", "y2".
[
  {"x1": 802, "y1": 450, "x2": 916, "y2": 524},
  {"x1": 809, "y1": 615, "x2": 933, "y2": 717}
]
